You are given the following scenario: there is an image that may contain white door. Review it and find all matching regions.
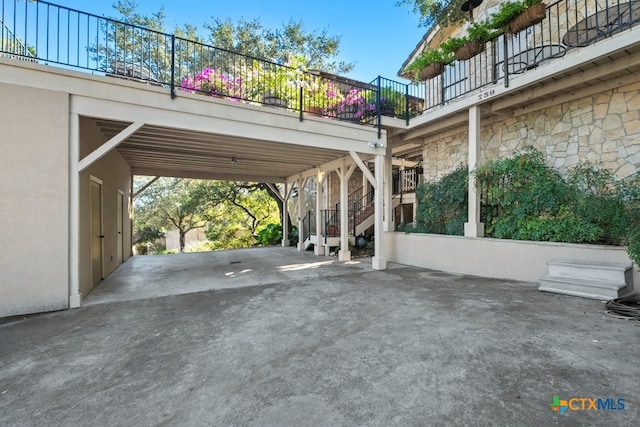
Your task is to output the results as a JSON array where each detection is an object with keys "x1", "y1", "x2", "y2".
[
  {"x1": 117, "y1": 190, "x2": 124, "y2": 264},
  {"x1": 90, "y1": 178, "x2": 104, "y2": 287}
]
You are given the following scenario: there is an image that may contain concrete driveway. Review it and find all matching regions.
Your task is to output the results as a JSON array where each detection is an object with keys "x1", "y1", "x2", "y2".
[{"x1": 1, "y1": 248, "x2": 638, "y2": 426}]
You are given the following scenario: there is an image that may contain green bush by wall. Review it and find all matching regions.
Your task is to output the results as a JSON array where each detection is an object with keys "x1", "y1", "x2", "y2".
[{"x1": 407, "y1": 147, "x2": 640, "y2": 266}]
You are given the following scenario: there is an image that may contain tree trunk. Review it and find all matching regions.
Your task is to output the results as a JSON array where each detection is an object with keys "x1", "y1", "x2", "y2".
[
  {"x1": 262, "y1": 183, "x2": 292, "y2": 235},
  {"x1": 179, "y1": 230, "x2": 186, "y2": 252}
]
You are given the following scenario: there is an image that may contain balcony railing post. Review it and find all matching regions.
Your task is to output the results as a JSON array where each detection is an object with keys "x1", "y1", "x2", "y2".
[
  {"x1": 376, "y1": 75, "x2": 382, "y2": 139},
  {"x1": 298, "y1": 86, "x2": 303, "y2": 121},
  {"x1": 503, "y1": 34, "x2": 509, "y2": 88},
  {"x1": 170, "y1": 34, "x2": 176, "y2": 98},
  {"x1": 405, "y1": 82, "x2": 410, "y2": 125}
]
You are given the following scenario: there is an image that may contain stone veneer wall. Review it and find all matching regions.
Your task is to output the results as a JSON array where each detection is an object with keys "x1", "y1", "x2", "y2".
[
  {"x1": 327, "y1": 169, "x2": 366, "y2": 207},
  {"x1": 422, "y1": 81, "x2": 640, "y2": 180}
]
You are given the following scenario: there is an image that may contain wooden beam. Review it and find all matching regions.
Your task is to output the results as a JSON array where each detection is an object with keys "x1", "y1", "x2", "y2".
[
  {"x1": 132, "y1": 176, "x2": 159, "y2": 199},
  {"x1": 350, "y1": 151, "x2": 376, "y2": 190},
  {"x1": 266, "y1": 183, "x2": 284, "y2": 202},
  {"x1": 78, "y1": 121, "x2": 144, "y2": 172}
]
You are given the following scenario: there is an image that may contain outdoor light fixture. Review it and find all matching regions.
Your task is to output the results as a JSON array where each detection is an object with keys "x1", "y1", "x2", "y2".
[
  {"x1": 231, "y1": 157, "x2": 239, "y2": 165},
  {"x1": 369, "y1": 141, "x2": 386, "y2": 148}
]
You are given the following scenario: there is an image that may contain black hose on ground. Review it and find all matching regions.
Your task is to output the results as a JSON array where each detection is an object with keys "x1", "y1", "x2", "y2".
[{"x1": 605, "y1": 296, "x2": 640, "y2": 321}]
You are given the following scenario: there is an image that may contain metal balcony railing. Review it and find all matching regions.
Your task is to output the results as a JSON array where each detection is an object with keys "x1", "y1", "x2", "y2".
[
  {"x1": 422, "y1": 0, "x2": 640, "y2": 110},
  {"x1": 1, "y1": 0, "x2": 638, "y2": 124},
  {"x1": 0, "y1": 0, "x2": 423, "y2": 136}
]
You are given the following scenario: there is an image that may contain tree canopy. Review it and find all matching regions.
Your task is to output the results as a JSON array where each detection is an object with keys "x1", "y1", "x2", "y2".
[
  {"x1": 109, "y1": 0, "x2": 353, "y2": 75},
  {"x1": 397, "y1": 0, "x2": 467, "y2": 28},
  {"x1": 134, "y1": 178, "x2": 230, "y2": 251},
  {"x1": 133, "y1": 177, "x2": 282, "y2": 253},
  {"x1": 205, "y1": 18, "x2": 353, "y2": 74}
]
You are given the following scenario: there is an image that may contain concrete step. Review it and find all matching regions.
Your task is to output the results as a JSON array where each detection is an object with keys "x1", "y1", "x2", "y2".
[
  {"x1": 539, "y1": 259, "x2": 633, "y2": 300},
  {"x1": 547, "y1": 259, "x2": 632, "y2": 283},
  {"x1": 539, "y1": 275, "x2": 631, "y2": 300}
]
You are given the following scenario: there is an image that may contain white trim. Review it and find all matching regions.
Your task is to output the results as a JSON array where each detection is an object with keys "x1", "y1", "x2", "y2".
[
  {"x1": 78, "y1": 121, "x2": 144, "y2": 172},
  {"x1": 69, "y1": 113, "x2": 81, "y2": 308}
]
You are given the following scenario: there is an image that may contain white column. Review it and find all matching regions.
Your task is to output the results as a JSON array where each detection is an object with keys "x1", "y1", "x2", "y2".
[
  {"x1": 281, "y1": 182, "x2": 289, "y2": 247},
  {"x1": 464, "y1": 105, "x2": 485, "y2": 237},
  {"x1": 383, "y1": 144, "x2": 394, "y2": 232},
  {"x1": 69, "y1": 113, "x2": 82, "y2": 308},
  {"x1": 372, "y1": 154, "x2": 387, "y2": 270},
  {"x1": 338, "y1": 167, "x2": 351, "y2": 262},
  {"x1": 314, "y1": 172, "x2": 324, "y2": 256},
  {"x1": 297, "y1": 177, "x2": 305, "y2": 251}
]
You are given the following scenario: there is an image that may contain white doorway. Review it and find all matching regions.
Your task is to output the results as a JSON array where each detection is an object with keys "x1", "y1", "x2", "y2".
[{"x1": 90, "y1": 176, "x2": 104, "y2": 288}]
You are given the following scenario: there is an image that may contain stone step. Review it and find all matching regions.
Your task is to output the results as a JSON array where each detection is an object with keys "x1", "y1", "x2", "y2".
[
  {"x1": 539, "y1": 259, "x2": 633, "y2": 300},
  {"x1": 538, "y1": 275, "x2": 631, "y2": 300},
  {"x1": 547, "y1": 259, "x2": 632, "y2": 283}
]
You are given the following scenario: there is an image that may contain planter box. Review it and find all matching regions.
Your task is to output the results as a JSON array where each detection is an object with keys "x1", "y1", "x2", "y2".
[
  {"x1": 307, "y1": 106, "x2": 324, "y2": 116},
  {"x1": 455, "y1": 40, "x2": 486, "y2": 61},
  {"x1": 507, "y1": 3, "x2": 547, "y2": 34},
  {"x1": 419, "y1": 62, "x2": 445, "y2": 81},
  {"x1": 262, "y1": 92, "x2": 287, "y2": 107}
]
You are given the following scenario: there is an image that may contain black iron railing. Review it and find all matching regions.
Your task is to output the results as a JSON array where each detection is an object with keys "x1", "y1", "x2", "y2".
[
  {"x1": 302, "y1": 210, "x2": 315, "y2": 241},
  {"x1": 2, "y1": 0, "x2": 638, "y2": 124},
  {"x1": 420, "y1": 0, "x2": 640, "y2": 110},
  {"x1": 0, "y1": 0, "x2": 422, "y2": 132},
  {"x1": 479, "y1": 171, "x2": 513, "y2": 233}
]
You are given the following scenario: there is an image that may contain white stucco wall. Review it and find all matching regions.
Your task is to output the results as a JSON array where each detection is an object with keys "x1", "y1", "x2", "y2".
[
  {"x1": 0, "y1": 83, "x2": 69, "y2": 317},
  {"x1": 384, "y1": 232, "x2": 638, "y2": 294}
]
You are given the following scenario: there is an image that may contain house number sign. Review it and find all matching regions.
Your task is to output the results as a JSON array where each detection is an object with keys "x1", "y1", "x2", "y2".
[{"x1": 478, "y1": 89, "x2": 495, "y2": 101}]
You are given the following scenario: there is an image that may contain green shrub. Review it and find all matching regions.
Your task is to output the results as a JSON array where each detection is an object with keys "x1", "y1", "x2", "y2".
[
  {"x1": 477, "y1": 147, "x2": 571, "y2": 239},
  {"x1": 629, "y1": 231, "x2": 640, "y2": 267},
  {"x1": 406, "y1": 148, "x2": 639, "y2": 265},
  {"x1": 477, "y1": 148, "x2": 639, "y2": 253},
  {"x1": 414, "y1": 165, "x2": 468, "y2": 235},
  {"x1": 257, "y1": 223, "x2": 283, "y2": 246}
]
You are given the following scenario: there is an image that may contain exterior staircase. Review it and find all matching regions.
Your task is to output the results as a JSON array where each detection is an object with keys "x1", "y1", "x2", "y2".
[
  {"x1": 302, "y1": 167, "x2": 420, "y2": 250},
  {"x1": 538, "y1": 259, "x2": 634, "y2": 300}
]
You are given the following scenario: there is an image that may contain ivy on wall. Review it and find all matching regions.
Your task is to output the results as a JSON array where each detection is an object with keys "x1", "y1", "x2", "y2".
[{"x1": 405, "y1": 147, "x2": 640, "y2": 266}]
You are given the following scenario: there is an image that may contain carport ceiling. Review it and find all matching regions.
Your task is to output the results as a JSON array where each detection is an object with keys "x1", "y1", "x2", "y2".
[{"x1": 93, "y1": 119, "x2": 346, "y2": 182}]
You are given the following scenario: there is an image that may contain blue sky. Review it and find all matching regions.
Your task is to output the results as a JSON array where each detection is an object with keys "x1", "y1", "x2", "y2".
[{"x1": 52, "y1": 0, "x2": 426, "y2": 83}]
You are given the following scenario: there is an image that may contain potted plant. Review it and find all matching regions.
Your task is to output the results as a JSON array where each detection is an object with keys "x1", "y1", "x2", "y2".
[
  {"x1": 305, "y1": 79, "x2": 343, "y2": 115},
  {"x1": 365, "y1": 86, "x2": 404, "y2": 117},
  {"x1": 405, "y1": 48, "x2": 454, "y2": 81},
  {"x1": 453, "y1": 20, "x2": 500, "y2": 60},
  {"x1": 490, "y1": 0, "x2": 547, "y2": 35},
  {"x1": 336, "y1": 88, "x2": 377, "y2": 123},
  {"x1": 180, "y1": 67, "x2": 243, "y2": 98}
]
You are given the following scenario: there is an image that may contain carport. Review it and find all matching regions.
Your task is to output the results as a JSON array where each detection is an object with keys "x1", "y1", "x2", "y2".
[
  {"x1": 0, "y1": 58, "x2": 391, "y2": 317},
  {"x1": 66, "y1": 71, "x2": 390, "y2": 309}
]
